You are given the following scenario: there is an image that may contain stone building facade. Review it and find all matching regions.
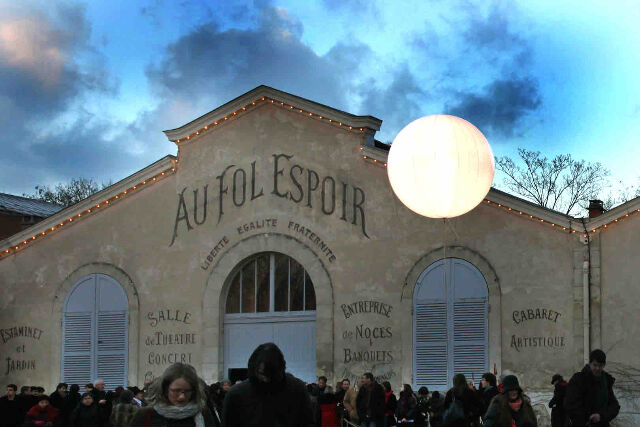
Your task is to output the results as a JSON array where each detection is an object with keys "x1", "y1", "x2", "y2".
[{"x1": 1, "y1": 86, "x2": 638, "y2": 422}]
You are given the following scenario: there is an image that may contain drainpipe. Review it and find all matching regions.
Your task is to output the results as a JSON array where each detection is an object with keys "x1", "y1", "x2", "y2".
[{"x1": 581, "y1": 218, "x2": 591, "y2": 364}]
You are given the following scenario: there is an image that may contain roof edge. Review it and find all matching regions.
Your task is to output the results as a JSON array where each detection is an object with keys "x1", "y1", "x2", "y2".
[
  {"x1": 163, "y1": 85, "x2": 383, "y2": 142},
  {"x1": 0, "y1": 155, "x2": 176, "y2": 256}
]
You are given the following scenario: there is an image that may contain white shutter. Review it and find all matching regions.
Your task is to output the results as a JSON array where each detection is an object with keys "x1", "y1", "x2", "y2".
[
  {"x1": 414, "y1": 302, "x2": 448, "y2": 389},
  {"x1": 62, "y1": 312, "x2": 93, "y2": 385},
  {"x1": 62, "y1": 274, "x2": 128, "y2": 390},
  {"x1": 452, "y1": 299, "x2": 488, "y2": 382},
  {"x1": 97, "y1": 312, "x2": 128, "y2": 390}
]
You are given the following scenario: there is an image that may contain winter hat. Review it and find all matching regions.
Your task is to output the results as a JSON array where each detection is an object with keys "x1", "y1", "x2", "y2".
[
  {"x1": 37, "y1": 394, "x2": 51, "y2": 403},
  {"x1": 501, "y1": 375, "x2": 522, "y2": 393},
  {"x1": 119, "y1": 389, "x2": 134, "y2": 404},
  {"x1": 551, "y1": 374, "x2": 564, "y2": 385}
]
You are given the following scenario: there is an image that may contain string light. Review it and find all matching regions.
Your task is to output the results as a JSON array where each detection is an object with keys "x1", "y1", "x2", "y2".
[{"x1": 0, "y1": 165, "x2": 176, "y2": 258}]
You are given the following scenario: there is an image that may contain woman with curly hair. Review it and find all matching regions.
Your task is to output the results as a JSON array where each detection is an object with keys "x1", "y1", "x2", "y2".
[{"x1": 130, "y1": 363, "x2": 216, "y2": 427}]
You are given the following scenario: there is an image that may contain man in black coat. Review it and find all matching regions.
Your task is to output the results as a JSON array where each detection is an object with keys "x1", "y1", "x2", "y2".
[
  {"x1": 355, "y1": 372, "x2": 385, "y2": 427},
  {"x1": 565, "y1": 349, "x2": 620, "y2": 427},
  {"x1": 548, "y1": 374, "x2": 568, "y2": 427},
  {"x1": 0, "y1": 384, "x2": 24, "y2": 427},
  {"x1": 222, "y1": 342, "x2": 315, "y2": 426}
]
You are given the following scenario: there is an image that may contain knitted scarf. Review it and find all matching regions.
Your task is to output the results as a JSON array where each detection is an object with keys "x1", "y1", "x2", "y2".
[{"x1": 154, "y1": 402, "x2": 204, "y2": 427}]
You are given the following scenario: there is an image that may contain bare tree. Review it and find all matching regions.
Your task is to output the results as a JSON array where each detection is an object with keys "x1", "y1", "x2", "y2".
[
  {"x1": 601, "y1": 178, "x2": 640, "y2": 211},
  {"x1": 23, "y1": 177, "x2": 112, "y2": 207},
  {"x1": 495, "y1": 148, "x2": 610, "y2": 216}
]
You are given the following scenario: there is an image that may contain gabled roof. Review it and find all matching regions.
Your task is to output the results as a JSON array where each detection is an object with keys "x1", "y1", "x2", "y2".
[
  {"x1": 163, "y1": 85, "x2": 383, "y2": 144},
  {"x1": 0, "y1": 193, "x2": 63, "y2": 217}
]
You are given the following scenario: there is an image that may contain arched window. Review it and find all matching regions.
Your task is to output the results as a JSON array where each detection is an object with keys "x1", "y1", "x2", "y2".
[
  {"x1": 413, "y1": 258, "x2": 488, "y2": 390},
  {"x1": 225, "y1": 252, "x2": 316, "y2": 314},
  {"x1": 224, "y1": 252, "x2": 316, "y2": 383},
  {"x1": 62, "y1": 274, "x2": 128, "y2": 390}
]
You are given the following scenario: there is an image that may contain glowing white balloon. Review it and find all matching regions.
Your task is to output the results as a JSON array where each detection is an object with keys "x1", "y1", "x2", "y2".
[{"x1": 387, "y1": 115, "x2": 495, "y2": 218}]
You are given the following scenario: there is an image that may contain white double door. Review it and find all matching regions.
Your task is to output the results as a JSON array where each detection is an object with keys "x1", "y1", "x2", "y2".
[{"x1": 224, "y1": 313, "x2": 316, "y2": 384}]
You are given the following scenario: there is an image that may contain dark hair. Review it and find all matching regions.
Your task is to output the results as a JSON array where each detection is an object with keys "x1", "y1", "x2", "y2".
[
  {"x1": 318, "y1": 376, "x2": 327, "y2": 382},
  {"x1": 418, "y1": 386, "x2": 429, "y2": 395},
  {"x1": 7, "y1": 384, "x2": 17, "y2": 391},
  {"x1": 363, "y1": 372, "x2": 374, "y2": 381},
  {"x1": 342, "y1": 379, "x2": 350, "y2": 384},
  {"x1": 248, "y1": 343, "x2": 286, "y2": 384},
  {"x1": 81, "y1": 392, "x2": 93, "y2": 400},
  {"x1": 589, "y1": 349, "x2": 606, "y2": 364},
  {"x1": 382, "y1": 381, "x2": 392, "y2": 392},
  {"x1": 30, "y1": 386, "x2": 39, "y2": 391},
  {"x1": 56, "y1": 383, "x2": 68, "y2": 390},
  {"x1": 432, "y1": 391, "x2": 441, "y2": 399},
  {"x1": 85, "y1": 383, "x2": 94, "y2": 389},
  {"x1": 20, "y1": 386, "x2": 30, "y2": 393},
  {"x1": 37, "y1": 387, "x2": 45, "y2": 393},
  {"x1": 402, "y1": 384, "x2": 414, "y2": 396},
  {"x1": 453, "y1": 374, "x2": 467, "y2": 395},
  {"x1": 70, "y1": 384, "x2": 80, "y2": 393},
  {"x1": 119, "y1": 389, "x2": 134, "y2": 404},
  {"x1": 482, "y1": 373, "x2": 497, "y2": 387},
  {"x1": 306, "y1": 383, "x2": 314, "y2": 393}
]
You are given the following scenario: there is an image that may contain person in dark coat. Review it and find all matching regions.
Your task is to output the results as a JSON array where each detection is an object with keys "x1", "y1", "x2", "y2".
[
  {"x1": 474, "y1": 373, "x2": 499, "y2": 421},
  {"x1": 356, "y1": 372, "x2": 386, "y2": 427},
  {"x1": 221, "y1": 342, "x2": 315, "y2": 426},
  {"x1": 0, "y1": 384, "x2": 24, "y2": 427},
  {"x1": 396, "y1": 384, "x2": 417, "y2": 426},
  {"x1": 335, "y1": 379, "x2": 350, "y2": 422},
  {"x1": 564, "y1": 349, "x2": 620, "y2": 427},
  {"x1": 443, "y1": 374, "x2": 481, "y2": 427},
  {"x1": 70, "y1": 393, "x2": 102, "y2": 427},
  {"x1": 90, "y1": 380, "x2": 112, "y2": 423},
  {"x1": 130, "y1": 363, "x2": 216, "y2": 427},
  {"x1": 548, "y1": 374, "x2": 568, "y2": 427},
  {"x1": 483, "y1": 375, "x2": 537, "y2": 427},
  {"x1": 382, "y1": 381, "x2": 397, "y2": 426},
  {"x1": 49, "y1": 383, "x2": 68, "y2": 412},
  {"x1": 109, "y1": 389, "x2": 139, "y2": 427},
  {"x1": 414, "y1": 387, "x2": 430, "y2": 427},
  {"x1": 63, "y1": 385, "x2": 82, "y2": 426},
  {"x1": 428, "y1": 391, "x2": 444, "y2": 427}
]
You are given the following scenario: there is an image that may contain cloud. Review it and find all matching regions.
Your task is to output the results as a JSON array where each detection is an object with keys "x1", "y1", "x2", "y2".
[
  {"x1": 446, "y1": 76, "x2": 541, "y2": 138},
  {"x1": 0, "y1": 2, "x2": 124, "y2": 194}
]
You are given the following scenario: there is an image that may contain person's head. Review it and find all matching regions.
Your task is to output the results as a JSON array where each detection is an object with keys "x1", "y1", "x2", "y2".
[
  {"x1": 56, "y1": 383, "x2": 68, "y2": 394},
  {"x1": 81, "y1": 393, "x2": 94, "y2": 406},
  {"x1": 221, "y1": 380, "x2": 231, "y2": 392},
  {"x1": 114, "y1": 386, "x2": 124, "y2": 397},
  {"x1": 382, "y1": 381, "x2": 392, "y2": 393},
  {"x1": 341, "y1": 379, "x2": 350, "y2": 391},
  {"x1": 85, "y1": 383, "x2": 94, "y2": 392},
  {"x1": 317, "y1": 376, "x2": 327, "y2": 389},
  {"x1": 357, "y1": 378, "x2": 365, "y2": 389},
  {"x1": 70, "y1": 384, "x2": 80, "y2": 394},
  {"x1": 402, "y1": 384, "x2": 413, "y2": 396},
  {"x1": 501, "y1": 375, "x2": 523, "y2": 401},
  {"x1": 37, "y1": 387, "x2": 45, "y2": 394},
  {"x1": 119, "y1": 389, "x2": 134, "y2": 404},
  {"x1": 432, "y1": 391, "x2": 440, "y2": 400},
  {"x1": 94, "y1": 380, "x2": 105, "y2": 392},
  {"x1": 482, "y1": 373, "x2": 497, "y2": 388},
  {"x1": 128, "y1": 386, "x2": 142, "y2": 400},
  {"x1": 362, "y1": 372, "x2": 374, "y2": 387},
  {"x1": 589, "y1": 349, "x2": 606, "y2": 377},
  {"x1": 37, "y1": 396, "x2": 50, "y2": 408},
  {"x1": 453, "y1": 374, "x2": 467, "y2": 394},
  {"x1": 30, "y1": 386, "x2": 39, "y2": 394},
  {"x1": 418, "y1": 386, "x2": 429, "y2": 396},
  {"x1": 6, "y1": 384, "x2": 17, "y2": 398},
  {"x1": 148, "y1": 362, "x2": 205, "y2": 409},
  {"x1": 20, "y1": 385, "x2": 30, "y2": 395},
  {"x1": 248, "y1": 343, "x2": 286, "y2": 387},
  {"x1": 551, "y1": 374, "x2": 564, "y2": 386}
]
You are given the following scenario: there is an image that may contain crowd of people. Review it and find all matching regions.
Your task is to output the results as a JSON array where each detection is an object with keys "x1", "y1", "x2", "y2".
[{"x1": 0, "y1": 346, "x2": 621, "y2": 427}]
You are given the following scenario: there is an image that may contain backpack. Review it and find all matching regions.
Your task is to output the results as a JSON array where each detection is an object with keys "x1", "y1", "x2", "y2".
[{"x1": 442, "y1": 393, "x2": 466, "y2": 426}]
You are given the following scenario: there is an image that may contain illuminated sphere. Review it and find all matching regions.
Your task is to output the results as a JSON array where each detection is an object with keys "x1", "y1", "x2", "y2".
[{"x1": 387, "y1": 115, "x2": 494, "y2": 218}]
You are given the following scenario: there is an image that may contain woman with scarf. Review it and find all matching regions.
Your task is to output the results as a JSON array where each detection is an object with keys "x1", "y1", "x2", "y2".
[
  {"x1": 396, "y1": 384, "x2": 417, "y2": 426},
  {"x1": 130, "y1": 363, "x2": 216, "y2": 427},
  {"x1": 70, "y1": 393, "x2": 102, "y2": 427},
  {"x1": 24, "y1": 395, "x2": 59, "y2": 427},
  {"x1": 483, "y1": 375, "x2": 537, "y2": 427},
  {"x1": 382, "y1": 381, "x2": 397, "y2": 427}
]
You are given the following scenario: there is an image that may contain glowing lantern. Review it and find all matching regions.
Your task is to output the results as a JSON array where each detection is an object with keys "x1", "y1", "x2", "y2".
[{"x1": 387, "y1": 115, "x2": 494, "y2": 218}]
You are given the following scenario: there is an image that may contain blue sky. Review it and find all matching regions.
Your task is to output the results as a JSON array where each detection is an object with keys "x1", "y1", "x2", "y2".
[{"x1": 1, "y1": 0, "x2": 639, "y2": 203}]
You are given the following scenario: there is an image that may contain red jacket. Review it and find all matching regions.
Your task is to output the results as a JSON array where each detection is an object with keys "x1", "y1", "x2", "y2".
[{"x1": 24, "y1": 403, "x2": 59, "y2": 426}]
